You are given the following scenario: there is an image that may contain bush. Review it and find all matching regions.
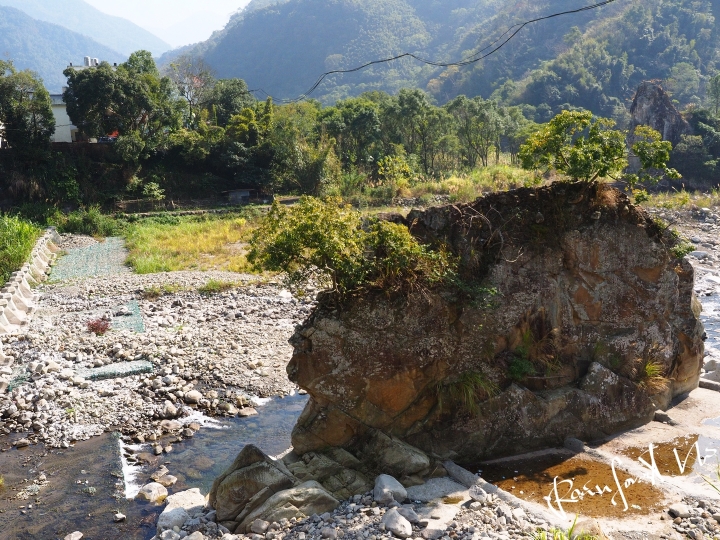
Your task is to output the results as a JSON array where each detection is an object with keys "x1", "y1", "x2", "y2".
[
  {"x1": 0, "y1": 214, "x2": 41, "y2": 283},
  {"x1": 50, "y1": 206, "x2": 122, "y2": 237},
  {"x1": 248, "y1": 196, "x2": 455, "y2": 297},
  {"x1": 198, "y1": 279, "x2": 236, "y2": 295},
  {"x1": 87, "y1": 318, "x2": 110, "y2": 335}
]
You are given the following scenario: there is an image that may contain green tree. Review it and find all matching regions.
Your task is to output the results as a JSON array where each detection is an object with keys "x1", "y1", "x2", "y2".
[
  {"x1": 248, "y1": 197, "x2": 451, "y2": 297},
  {"x1": 519, "y1": 110, "x2": 677, "y2": 186},
  {"x1": 0, "y1": 60, "x2": 55, "y2": 159},
  {"x1": 63, "y1": 52, "x2": 181, "y2": 153},
  {"x1": 707, "y1": 74, "x2": 720, "y2": 115},
  {"x1": 207, "y1": 78, "x2": 256, "y2": 127},
  {"x1": 447, "y1": 96, "x2": 504, "y2": 167}
]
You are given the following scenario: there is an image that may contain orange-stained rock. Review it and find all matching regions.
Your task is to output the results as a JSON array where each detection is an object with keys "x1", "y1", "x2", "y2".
[{"x1": 288, "y1": 182, "x2": 704, "y2": 462}]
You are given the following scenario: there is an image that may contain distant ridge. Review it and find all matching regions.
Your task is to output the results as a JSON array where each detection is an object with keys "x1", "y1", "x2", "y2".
[
  {"x1": 0, "y1": 6, "x2": 124, "y2": 92},
  {"x1": 0, "y1": 0, "x2": 170, "y2": 56},
  {"x1": 167, "y1": 0, "x2": 718, "y2": 121}
]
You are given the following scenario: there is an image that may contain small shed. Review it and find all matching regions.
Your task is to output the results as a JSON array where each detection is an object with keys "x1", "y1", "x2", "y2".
[{"x1": 225, "y1": 188, "x2": 266, "y2": 205}]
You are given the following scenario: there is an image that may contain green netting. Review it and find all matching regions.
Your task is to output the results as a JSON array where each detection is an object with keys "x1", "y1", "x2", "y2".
[
  {"x1": 7, "y1": 365, "x2": 29, "y2": 392},
  {"x1": 111, "y1": 301, "x2": 145, "y2": 333},
  {"x1": 77, "y1": 360, "x2": 154, "y2": 381},
  {"x1": 50, "y1": 237, "x2": 129, "y2": 281}
]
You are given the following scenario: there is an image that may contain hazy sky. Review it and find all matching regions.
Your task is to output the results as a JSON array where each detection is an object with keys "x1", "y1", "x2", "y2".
[{"x1": 83, "y1": 0, "x2": 252, "y2": 48}]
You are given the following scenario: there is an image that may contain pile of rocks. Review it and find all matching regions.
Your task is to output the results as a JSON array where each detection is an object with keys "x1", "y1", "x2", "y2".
[
  {"x1": 150, "y1": 467, "x2": 554, "y2": 540},
  {"x1": 0, "y1": 264, "x2": 313, "y2": 448},
  {"x1": 666, "y1": 500, "x2": 720, "y2": 539}
]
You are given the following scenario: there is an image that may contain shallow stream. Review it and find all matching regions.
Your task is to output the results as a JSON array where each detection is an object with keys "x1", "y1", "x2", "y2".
[{"x1": 0, "y1": 394, "x2": 308, "y2": 539}]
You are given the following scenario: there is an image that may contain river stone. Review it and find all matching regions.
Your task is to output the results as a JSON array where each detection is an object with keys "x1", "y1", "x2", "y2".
[
  {"x1": 374, "y1": 474, "x2": 407, "y2": 504},
  {"x1": 184, "y1": 390, "x2": 202, "y2": 404},
  {"x1": 397, "y1": 507, "x2": 420, "y2": 524},
  {"x1": 382, "y1": 508, "x2": 413, "y2": 538},
  {"x1": 64, "y1": 533, "x2": 83, "y2": 540},
  {"x1": 238, "y1": 407, "x2": 258, "y2": 417},
  {"x1": 210, "y1": 444, "x2": 296, "y2": 523},
  {"x1": 236, "y1": 481, "x2": 340, "y2": 533},
  {"x1": 136, "y1": 482, "x2": 168, "y2": 503},
  {"x1": 361, "y1": 431, "x2": 429, "y2": 477},
  {"x1": 572, "y1": 518, "x2": 610, "y2": 540},
  {"x1": 287, "y1": 451, "x2": 371, "y2": 500},
  {"x1": 157, "y1": 488, "x2": 206, "y2": 532},
  {"x1": 669, "y1": 503, "x2": 692, "y2": 518},
  {"x1": 250, "y1": 519, "x2": 270, "y2": 534}
]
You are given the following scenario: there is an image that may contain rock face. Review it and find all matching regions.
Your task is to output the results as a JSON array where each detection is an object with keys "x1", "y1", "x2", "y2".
[
  {"x1": 209, "y1": 444, "x2": 346, "y2": 533},
  {"x1": 288, "y1": 182, "x2": 704, "y2": 462},
  {"x1": 630, "y1": 81, "x2": 691, "y2": 146}
]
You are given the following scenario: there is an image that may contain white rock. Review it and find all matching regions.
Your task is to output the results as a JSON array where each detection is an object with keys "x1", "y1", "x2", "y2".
[
  {"x1": 382, "y1": 508, "x2": 412, "y2": 538},
  {"x1": 64, "y1": 533, "x2": 83, "y2": 540},
  {"x1": 184, "y1": 390, "x2": 202, "y2": 404},
  {"x1": 669, "y1": 503, "x2": 691, "y2": 518},
  {"x1": 374, "y1": 474, "x2": 407, "y2": 504},
  {"x1": 157, "y1": 488, "x2": 206, "y2": 531},
  {"x1": 251, "y1": 519, "x2": 270, "y2": 534},
  {"x1": 135, "y1": 482, "x2": 168, "y2": 504}
]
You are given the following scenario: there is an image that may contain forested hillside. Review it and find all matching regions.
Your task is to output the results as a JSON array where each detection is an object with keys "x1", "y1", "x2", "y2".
[
  {"x1": 0, "y1": 0, "x2": 170, "y2": 56},
  {"x1": 0, "y1": 6, "x2": 124, "y2": 92},
  {"x1": 178, "y1": 0, "x2": 719, "y2": 124}
]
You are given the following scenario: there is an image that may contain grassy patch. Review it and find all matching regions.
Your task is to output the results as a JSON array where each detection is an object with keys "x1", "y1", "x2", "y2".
[
  {"x1": 198, "y1": 279, "x2": 237, "y2": 295},
  {"x1": 124, "y1": 213, "x2": 259, "y2": 274},
  {"x1": 0, "y1": 214, "x2": 42, "y2": 283},
  {"x1": 409, "y1": 165, "x2": 541, "y2": 203},
  {"x1": 50, "y1": 206, "x2": 123, "y2": 237},
  {"x1": 642, "y1": 188, "x2": 720, "y2": 209},
  {"x1": 141, "y1": 284, "x2": 185, "y2": 300}
]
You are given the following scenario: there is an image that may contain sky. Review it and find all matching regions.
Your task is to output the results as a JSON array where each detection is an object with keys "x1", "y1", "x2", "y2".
[{"x1": 83, "y1": 0, "x2": 252, "y2": 48}]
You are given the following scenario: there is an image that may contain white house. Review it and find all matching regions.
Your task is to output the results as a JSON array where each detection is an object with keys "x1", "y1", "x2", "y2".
[
  {"x1": 49, "y1": 93, "x2": 77, "y2": 143},
  {"x1": 48, "y1": 56, "x2": 117, "y2": 143}
]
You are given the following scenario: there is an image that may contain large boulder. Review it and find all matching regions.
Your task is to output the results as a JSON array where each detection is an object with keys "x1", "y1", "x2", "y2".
[
  {"x1": 209, "y1": 445, "x2": 295, "y2": 524},
  {"x1": 629, "y1": 81, "x2": 691, "y2": 146},
  {"x1": 287, "y1": 182, "x2": 704, "y2": 462},
  {"x1": 236, "y1": 481, "x2": 339, "y2": 533}
]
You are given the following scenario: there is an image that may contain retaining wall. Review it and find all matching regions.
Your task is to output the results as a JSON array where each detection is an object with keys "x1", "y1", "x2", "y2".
[{"x1": 0, "y1": 228, "x2": 60, "y2": 392}]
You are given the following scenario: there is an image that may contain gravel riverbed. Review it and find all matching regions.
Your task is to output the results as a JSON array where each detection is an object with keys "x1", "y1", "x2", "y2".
[
  {"x1": 0, "y1": 234, "x2": 312, "y2": 450},
  {"x1": 2, "y1": 201, "x2": 720, "y2": 540}
]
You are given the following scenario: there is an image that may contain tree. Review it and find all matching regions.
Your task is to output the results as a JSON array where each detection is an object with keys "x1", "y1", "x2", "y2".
[
  {"x1": 0, "y1": 60, "x2": 55, "y2": 159},
  {"x1": 63, "y1": 52, "x2": 181, "y2": 150},
  {"x1": 708, "y1": 74, "x2": 720, "y2": 115},
  {"x1": 447, "y1": 96, "x2": 504, "y2": 167},
  {"x1": 207, "y1": 79, "x2": 255, "y2": 127},
  {"x1": 519, "y1": 110, "x2": 678, "y2": 186},
  {"x1": 167, "y1": 55, "x2": 215, "y2": 128}
]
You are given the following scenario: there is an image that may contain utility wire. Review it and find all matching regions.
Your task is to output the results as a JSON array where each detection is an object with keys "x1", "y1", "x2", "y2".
[{"x1": 252, "y1": 0, "x2": 618, "y2": 103}]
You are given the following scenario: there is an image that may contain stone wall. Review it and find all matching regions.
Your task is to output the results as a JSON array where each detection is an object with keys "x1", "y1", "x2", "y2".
[
  {"x1": 0, "y1": 229, "x2": 59, "y2": 392},
  {"x1": 287, "y1": 182, "x2": 704, "y2": 463}
]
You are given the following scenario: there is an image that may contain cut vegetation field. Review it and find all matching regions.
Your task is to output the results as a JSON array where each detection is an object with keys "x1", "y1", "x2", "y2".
[
  {"x1": 123, "y1": 213, "x2": 259, "y2": 274},
  {"x1": 0, "y1": 215, "x2": 41, "y2": 283},
  {"x1": 124, "y1": 215, "x2": 257, "y2": 274}
]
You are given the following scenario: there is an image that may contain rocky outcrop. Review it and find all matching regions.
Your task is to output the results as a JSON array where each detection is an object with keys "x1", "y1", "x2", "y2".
[
  {"x1": 287, "y1": 182, "x2": 704, "y2": 463},
  {"x1": 629, "y1": 81, "x2": 691, "y2": 146},
  {"x1": 209, "y1": 444, "x2": 356, "y2": 533}
]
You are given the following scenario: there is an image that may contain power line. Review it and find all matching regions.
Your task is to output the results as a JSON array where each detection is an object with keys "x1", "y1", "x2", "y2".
[{"x1": 251, "y1": 0, "x2": 619, "y2": 104}]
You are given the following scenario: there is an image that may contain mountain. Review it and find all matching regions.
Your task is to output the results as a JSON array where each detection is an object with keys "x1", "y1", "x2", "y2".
[
  {"x1": 147, "y1": 11, "x2": 232, "y2": 48},
  {"x1": 0, "y1": 6, "x2": 124, "y2": 92},
  {"x1": 172, "y1": 0, "x2": 719, "y2": 121},
  {"x1": 0, "y1": 0, "x2": 170, "y2": 56}
]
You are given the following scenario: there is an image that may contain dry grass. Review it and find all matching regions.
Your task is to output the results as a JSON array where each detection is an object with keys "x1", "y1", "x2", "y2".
[
  {"x1": 642, "y1": 188, "x2": 720, "y2": 209},
  {"x1": 124, "y1": 215, "x2": 258, "y2": 274},
  {"x1": 407, "y1": 165, "x2": 542, "y2": 204}
]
